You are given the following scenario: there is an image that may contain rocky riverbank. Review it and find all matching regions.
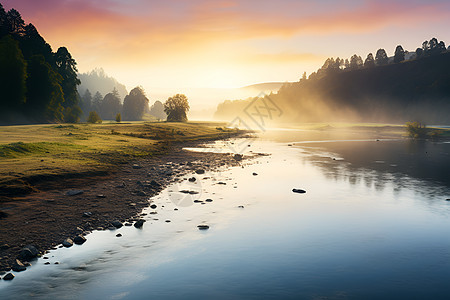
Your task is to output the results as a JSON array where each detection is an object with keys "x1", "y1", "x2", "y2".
[{"x1": 0, "y1": 139, "x2": 247, "y2": 276}]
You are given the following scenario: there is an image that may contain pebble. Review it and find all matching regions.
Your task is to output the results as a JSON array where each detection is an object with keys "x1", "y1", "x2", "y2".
[{"x1": 62, "y1": 238, "x2": 74, "y2": 248}]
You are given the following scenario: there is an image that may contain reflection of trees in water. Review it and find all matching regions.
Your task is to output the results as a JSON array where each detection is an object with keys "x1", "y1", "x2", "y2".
[{"x1": 299, "y1": 141, "x2": 450, "y2": 206}]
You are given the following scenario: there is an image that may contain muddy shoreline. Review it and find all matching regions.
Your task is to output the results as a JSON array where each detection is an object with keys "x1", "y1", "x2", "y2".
[{"x1": 0, "y1": 137, "x2": 248, "y2": 274}]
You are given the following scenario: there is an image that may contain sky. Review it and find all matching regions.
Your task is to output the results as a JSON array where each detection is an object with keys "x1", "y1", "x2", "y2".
[{"x1": 3, "y1": 0, "x2": 450, "y2": 111}]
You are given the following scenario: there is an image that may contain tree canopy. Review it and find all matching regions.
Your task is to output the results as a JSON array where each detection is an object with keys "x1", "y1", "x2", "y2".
[
  {"x1": 122, "y1": 86, "x2": 149, "y2": 121},
  {"x1": 164, "y1": 94, "x2": 190, "y2": 122},
  {"x1": 0, "y1": 4, "x2": 82, "y2": 124}
]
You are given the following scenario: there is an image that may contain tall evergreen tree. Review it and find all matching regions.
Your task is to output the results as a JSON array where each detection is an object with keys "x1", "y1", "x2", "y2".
[
  {"x1": 375, "y1": 49, "x2": 388, "y2": 65},
  {"x1": 394, "y1": 45, "x2": 405, "y2": 63},
  {"x1": 26, "y1": 55, "x2": 64, "y2": 122},
  {"x1": 0, "y1": 35, "x2": 27, "y2": 120}
]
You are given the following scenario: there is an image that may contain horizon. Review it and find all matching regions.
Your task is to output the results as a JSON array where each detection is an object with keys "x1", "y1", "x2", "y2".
[{"x1": 2, "y1": 0, "x2": 450, "y2": 114}]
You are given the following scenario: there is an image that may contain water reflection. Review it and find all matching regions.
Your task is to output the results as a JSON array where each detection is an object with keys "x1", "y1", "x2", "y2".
[{"x1": 296, "y1": 139, "x2": 450, "y2": 211}]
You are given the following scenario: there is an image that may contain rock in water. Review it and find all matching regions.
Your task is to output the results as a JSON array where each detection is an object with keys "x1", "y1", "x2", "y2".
[
  {"x1": 18, "y1": 245, "x2": 39, "y2": 261},
  {"x1": 2, "y1": 273, "x2": 14, "y2": 280},
  {"x1": 62, "y1": 238, "x2": 74, "y2": 247},
  {"x1": 134, "y1": 219, "x2": 145, "y2": 228},
  {"x1": 150, "y1": 204, "x2": 157, "y2": 209},
  {"x1": 188, "y1": 177, "x2": 196, "y2": 182},
  {"x1": 73, "y1": 235, "x2": 86, "y2": 245},
  {"x1": 292, "y1": 189, "x2": 306, "y2": 194},
  {"x1": 11, "y1": 259, "x2": 26, "y2": 272},
  {"x1": 252, "y1": 172, "x2": 258, "y2": 176},
  {"x1": 197, "y1": 225, "x2": 210, "y2": 230},
  {"x1": 66, "y1": 190, "x2": 84, "y2": 196}
]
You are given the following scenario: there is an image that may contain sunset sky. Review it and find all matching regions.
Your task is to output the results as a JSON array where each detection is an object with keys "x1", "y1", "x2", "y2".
[{"x1": 3, "y1": 0, "x2": 450, "y2": 109}]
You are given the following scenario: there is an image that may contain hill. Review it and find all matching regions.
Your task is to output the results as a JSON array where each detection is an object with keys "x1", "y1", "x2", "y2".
[
  {"x1": 78, "y1": 68, "x2": 128, "y2": 101},
  {"x1": 215, "y1": 40, "x2": 450, "y2": 124}
]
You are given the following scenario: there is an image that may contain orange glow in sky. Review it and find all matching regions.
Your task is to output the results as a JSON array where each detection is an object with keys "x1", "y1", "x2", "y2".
[{"x1": 3, "y1": 0, "x2": 450, "y2": 109}]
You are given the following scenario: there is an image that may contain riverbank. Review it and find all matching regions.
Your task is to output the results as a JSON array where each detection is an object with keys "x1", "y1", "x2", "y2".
[{"x1": 0, "y1": 122, "x2": 248, "y2": 273}]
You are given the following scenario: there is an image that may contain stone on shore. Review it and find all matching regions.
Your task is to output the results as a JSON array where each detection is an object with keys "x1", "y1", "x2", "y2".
[
  {"x1": 66, "y1": 190, "x2": 84, "y2": 196},
  {"x1": 195, "y1": 169, "x2": 205, "y2": 174},
  {"x1": 2, "y1": 273, "x2": 14, "y2": 280},
  {"x1": 18, "y1": 245, "x2": 39, "y2": 261},
  {"x1": 197, "y1": 224, "x2": 210, "y2": 230},
  {"x1": 62, "y1": 238, "x2": 74, "y2": 247},
  {"x1": 132, "y1": 164, "x2": 143, "y2": 169},
  {"x1": 11, "y1": 259, "x2": 26, "y2": 272},
  {"x1": 73, "y1": 235, "x2": 87, "y2": 245},
  {"x1": 111, "y1": 220, "x2": 123, "y2": 228},
  {"x1": 188, "y1": 177, "x2": 196, "y2": 182},
  {"x1": 134, "y1": 219, "x2": 145, "y2": 228},
  {"x1": 150, "y1": 204, "x2": 157, "y2": 209},
  {"x1": 292, "y1": 188, "x2": 306, "y2": 194}
]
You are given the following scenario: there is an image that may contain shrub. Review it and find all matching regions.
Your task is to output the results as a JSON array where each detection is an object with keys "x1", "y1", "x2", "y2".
[
  {"x1": 87, "y1": 111, "x2": 102, "y2": 124},
  {"x1": 405, "y1": 121, "x2": 427, "y2": 138}
]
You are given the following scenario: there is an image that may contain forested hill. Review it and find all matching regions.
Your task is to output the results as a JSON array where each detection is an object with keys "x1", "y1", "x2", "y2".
[
  {"x1": 215, "y1": 39, "x2": 450, "y2": 124},
  {"x1": 0, "y1": 3, "x2": 81, "y2": 124}
]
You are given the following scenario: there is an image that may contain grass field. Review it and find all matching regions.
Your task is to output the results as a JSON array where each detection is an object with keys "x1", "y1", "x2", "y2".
[{"x1": 0, "y1": 121, "x2": 238, "y2": 196}]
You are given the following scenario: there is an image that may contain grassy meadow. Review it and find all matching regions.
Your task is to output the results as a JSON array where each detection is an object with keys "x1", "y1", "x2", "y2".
[{"x1": 0, "y1": 121, "x2": 238, "y2": 196}]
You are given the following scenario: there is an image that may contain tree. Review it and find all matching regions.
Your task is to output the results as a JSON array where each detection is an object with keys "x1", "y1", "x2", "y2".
[
  {"x1": 164, "y1": 94, "x2": 190, "y2": 122},
  {"x1": 115, "y1": 113, "x2": 121, "y2": 123},
  {"x1": 122, "y1": 86, "x2": 149, "y2": 121},
  {"x1": 0, "y1": 4, "x2": 7, "y2": 37},
  {"x1": 149, "y1": 100, "x2": 167, "y2": 120},
  {"x1": 375, "y1": 49, "x2": 388, "y2": 66},
  {"x1": 26, "y1": 55, "x2": 64, "y2": 122},
  {"x1": 55, "y1": 47, "x2": 81, "y2": 122},
  {"x1": 100, "y1": 90, "x2": 122, "y2": 120},
  {"x1": 92, "y1": 91, "x2": 103, "y2": 113},
  {"x1": 349, "y1": 54, "x2": 363, "y2": 69},
  {"x1": 6, "y1": 8, "x2": 25, "y2": 35},
  {"x1": 80, "y1": 89, "x2": 92, "y2": 117},
  {"x1": 394, "y1": 45, "x2": 405, "y2": 63},
  {"x1": 364, "y1": 53, "x2": 375, "y2": 68},
  {"x1": 0, "y1": 35, "x2": 27, "y2": 119},
  {"x1": 87, "y1": 111, "x2": 102, "y2": 123}
]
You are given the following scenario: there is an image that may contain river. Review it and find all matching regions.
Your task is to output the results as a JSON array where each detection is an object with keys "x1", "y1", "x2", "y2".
[{"x1": 1, "y1": 129, "x2": 450, "y2": 299}]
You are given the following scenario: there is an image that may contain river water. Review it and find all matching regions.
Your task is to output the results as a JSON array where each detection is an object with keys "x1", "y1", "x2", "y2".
[{"x1": 1, "y1": 129, "x2": 450, "y2": 299}]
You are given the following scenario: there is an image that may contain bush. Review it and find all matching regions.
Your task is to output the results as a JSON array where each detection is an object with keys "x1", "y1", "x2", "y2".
[
  {"x1": 115, "y1": 113, "x2": 121, "y2": 123},
  {"x1": 406, "y1": 121, "x2": 427, "y2": 138},
  {"x1": 87, "y1": 111, "x2": 102, "y2": 124}
]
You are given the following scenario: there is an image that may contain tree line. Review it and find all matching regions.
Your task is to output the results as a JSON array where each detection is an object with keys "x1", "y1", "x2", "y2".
[
  {"x1": 215, "y1": 38, "x2": 450, "y2": 124},
  {"x1": 0, "y1": 3, "x2": 183, "y2": 125},
  {"x1": 309, "y1": 37, "x2": 448, "y2": 80},
  {"x1": 0, "y1": 3, "x2": 81, "y2": 124}
]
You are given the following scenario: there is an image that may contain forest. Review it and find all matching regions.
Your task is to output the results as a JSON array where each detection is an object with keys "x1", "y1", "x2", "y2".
[
  {"x1": 215, "y1": 38, "x2": 450, "y2": 124},
  {"x1": 0, "y1": 4, "x2": 82, "y2": 124},
  {"x1": 0, "y1": 3, "x2": 165, "y2": 124}
]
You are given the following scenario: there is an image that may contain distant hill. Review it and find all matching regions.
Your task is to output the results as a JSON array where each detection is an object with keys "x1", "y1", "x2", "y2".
[
  {"x1": 240, "y1": 82, "x2": 287, "y2": 94},
  {"x1": 78, "y1": 68, "x2": 128, "y2": 101},
  {"x1": 215, "y1": 39, "x2": 450, "y2": 124}
]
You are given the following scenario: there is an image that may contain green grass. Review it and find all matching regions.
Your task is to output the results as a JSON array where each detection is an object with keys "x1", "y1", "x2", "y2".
[{"x1": 0, "y1": 121, "x2": 238, "y2": 197}]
